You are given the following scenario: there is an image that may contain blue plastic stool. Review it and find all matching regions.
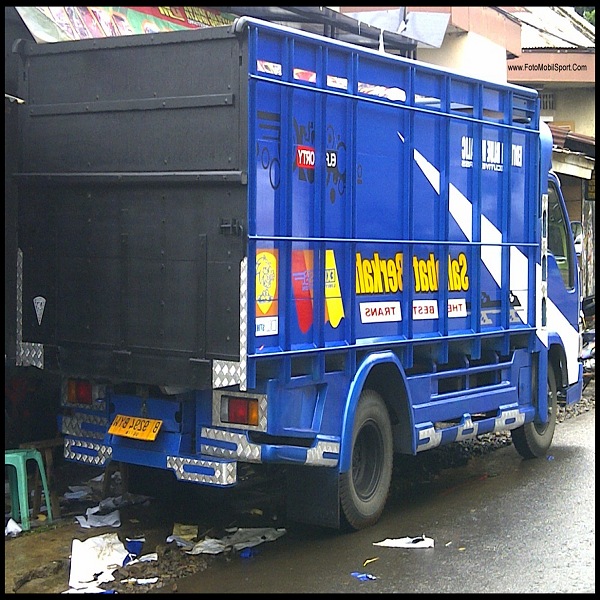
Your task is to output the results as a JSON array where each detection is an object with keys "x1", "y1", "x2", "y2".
[{"x1": 5, "y1": 448, "x2": 54, "y2": 531}]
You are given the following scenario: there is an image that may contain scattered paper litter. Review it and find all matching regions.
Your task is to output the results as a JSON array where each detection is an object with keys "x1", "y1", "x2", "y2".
[
  {"x1": 125, "y1": 552, "x2": 158, "y2": 566},
  {"x1": 185, "y1": 537, "x2": 225, "y2": 554},
  {"x1": 98, "y1": 493, "x2": 151, "y2": 511},
  {"x1": 186, "y1": 527, "x2": 286, "y2": 555},
  {"x1": 61, "y1": 583, "x2": 108, "y2": 593},
  {"x1": 5, "y1": 518, "x2": 22, "y2": 537},
  {"x1": 74, "y1": 506, "x2": 121, "y2": 529},
  {"x1": 120, "y1": 577, "x2": 159, "y2": 585},
  {"x1": 63, "y1": 486, "x2": 93, "y2": 501},
  {"x1": 68, "y1": 532, "x2": 129, "y2": 590},
  {"x1": 373, "y1": 534, "x2": 434, "y2": 549},
  {"x1": 165, "y1": 522, "x2": 198, "y2": 550}
]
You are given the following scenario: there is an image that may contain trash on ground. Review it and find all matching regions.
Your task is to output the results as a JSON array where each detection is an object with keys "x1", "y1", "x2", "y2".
[
  {"x1": 165, "y1": 535, "x2": 195, "y2": 550},
  {"x1": 63, "y1": 486, "x2": 93, "y2": 501},
  {"x1": 68, "y1": 532, "x2": 130, "y2": 591},
  {"x1": 72, "y1": 491, "x2": 151, "y2": 529},
  {"x1": 5, "y1": 518, "x2": 22, "y2": 537},
  {"x1": 186, "y1": 527, "x2": 286, "y2": 555},
  {"x1": 119, "y1": 576, "x2": 159, "y2": 585},
  {"x1": 74, "y1": 506, "x2": 121, "y2": 529},
  {"x1": 240, "y1": 546, "x2": 260, "y2": 558},
  {"x1": 122, "y1": 537, "x2": 145, "y2": 565},
  {"x1": 373, "y1": 534, "x2": 434, "y2": 548},
  {"x1": 125, "y1": 552, "x2": 158, "y2": 566},
  {"x1": 166, "y1": 523, "x2": 199, "y2": 550},
  {"x1": 61, "y1": 583, "x2": 113, "y2": 593},
  {"x1": 363, "y1": 557, "x2": 379, "y2": 567},
  {"x1": 351, "y1": 571, "x2": 377, "y2": 581},
  {"x1": 98, "y1": 493, "x2": 151, "y2": 511},
  {"x1": 183, "y1": 537, "x2": 223, "y2": 554},
  {"x1": 173, "y1": 523, "x2": 198, "y2": 539}
]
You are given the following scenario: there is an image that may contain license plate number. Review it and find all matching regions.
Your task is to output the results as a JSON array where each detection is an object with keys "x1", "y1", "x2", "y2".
[{"x1": 108, "y1": 415, "x2": 162, "y2": 441}]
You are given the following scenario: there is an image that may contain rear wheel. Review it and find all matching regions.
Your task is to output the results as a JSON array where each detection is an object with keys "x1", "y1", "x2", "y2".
[
  {"x1": 340, "y1": 389, "x2": 393, "y2": 530},
  {"x1": 511, "y1": 365, "x2": 558, "y2": 459}
]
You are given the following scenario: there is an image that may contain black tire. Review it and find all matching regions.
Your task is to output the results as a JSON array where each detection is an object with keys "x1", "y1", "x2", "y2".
[
  {"x1": 340, "y1": 389, "x2": 393, "y2": 530},
  {"x1": 511, "y1": 364, "x2": 558, "y2": 459}
]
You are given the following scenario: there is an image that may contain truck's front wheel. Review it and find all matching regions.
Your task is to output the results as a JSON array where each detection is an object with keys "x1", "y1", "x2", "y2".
[
  {"x1": 340, "y1": 389, "x2": 393, "y2": 530},
  {"x1": 511, "y1": 364, "x2": 558, "y2": 459}
]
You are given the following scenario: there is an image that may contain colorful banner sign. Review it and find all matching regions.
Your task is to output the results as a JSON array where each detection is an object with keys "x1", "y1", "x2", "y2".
[{"x1": 15, "y1": 6, "x2": 235, "y2": 43}]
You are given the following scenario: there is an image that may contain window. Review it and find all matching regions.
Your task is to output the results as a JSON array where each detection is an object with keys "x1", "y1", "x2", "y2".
[
  {"x1": 570, "y1": 221, "x2": 583, "y2": 255},
  {"x1": 547, "y1": 183, "x2": 575, "y2": 289},
  {"x1": 540, "y1": 92, "x2": 555, "y2": 111}
]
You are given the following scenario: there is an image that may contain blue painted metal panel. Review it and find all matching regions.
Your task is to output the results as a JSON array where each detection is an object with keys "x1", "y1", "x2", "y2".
[{"x1": 245, "y1": 19, "x2": 541, "y2": 369}]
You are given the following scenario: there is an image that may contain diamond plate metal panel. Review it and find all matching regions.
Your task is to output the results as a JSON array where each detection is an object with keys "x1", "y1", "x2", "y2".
[
  {"x1": 16, "y1": 249, "x2": 45, "y2": 368},
  {"x1": 201, "y1": 427, "x2": 262, "y2": 462},
  {"x1": 16, "y1": 248, "x2": 23, "y2": 350},
  {"x1": 211, "y1": 257, "x2": 248, "y2": 390},
  {"x1": 61, "y1": 415, "x2": 108, "y2": 440},
  {"x1": 238, "y1": 256, "x2": 248, "y2": 390},
  {"x1": 418, "y1": 407, "x2": 526, "y2": 453},
  {"x1": 494, "y1": 408, "x2": 525, "y2": 430},
  {"x1": 166, "y1": 456, "x2": 237, "y2": 485},
  {"x1": 19, "y1": 342, "x2": 44, "y2": 368},
  {"x1": 64, "y1": 438, "x2": 112, "y2": 466},
  {"x1": 306, "y1": 440, "x2": 340, "y2": 467},
  {"x1": 417, "y1": 424, "x2": 442, "y2": 452},
  {"x1": 212, "y1": 360, "x2": 242, "y2": 388}
]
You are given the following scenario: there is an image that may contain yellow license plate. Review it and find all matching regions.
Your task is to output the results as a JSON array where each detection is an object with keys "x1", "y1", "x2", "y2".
[{"x1": 108, "y1": 414, "x2": 163, "y2": 441}]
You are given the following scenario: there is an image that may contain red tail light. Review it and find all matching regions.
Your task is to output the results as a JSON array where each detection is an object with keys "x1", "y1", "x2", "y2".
[
  {"x1": 66, "y1": 379, "x2": 92, "y2": 405},
  {"x1": 221, "y1": 395, "x2": 259, "y2": 426}
]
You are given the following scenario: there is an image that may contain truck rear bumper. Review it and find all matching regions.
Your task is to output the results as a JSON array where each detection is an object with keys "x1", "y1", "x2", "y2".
[
  {"x1": 199, "y1": 426, "x2": 340, "y2": 467},
  {"x1": 165, "y1": 455, "x2": 237, "y2": 486},
  {"x1": 64, "y1": 436, "x2": 112, "y2": 466},
  {"x1": 62, "y1": 424, "x2": 340, "y2": 488},
  {"x1": 63, "y1": 435, "x2": 238, "y2": 487}
]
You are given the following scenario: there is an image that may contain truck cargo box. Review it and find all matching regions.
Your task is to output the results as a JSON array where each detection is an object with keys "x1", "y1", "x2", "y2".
[{"x1": 16, "y1": 20, "x2": 544, "y2": 391}]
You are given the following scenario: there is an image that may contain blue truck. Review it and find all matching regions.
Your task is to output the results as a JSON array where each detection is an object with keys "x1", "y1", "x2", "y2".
[{"x1": 14, "y1": 17, "x2": 583, "y2": 530}]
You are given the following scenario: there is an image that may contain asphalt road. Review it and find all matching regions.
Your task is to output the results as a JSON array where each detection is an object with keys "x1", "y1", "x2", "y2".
[{"x1": 171, "y1": 402, "x2": 595, "y2": 594}]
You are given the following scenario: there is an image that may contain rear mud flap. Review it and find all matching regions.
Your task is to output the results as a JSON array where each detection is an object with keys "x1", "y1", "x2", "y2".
[{"x1": 285, "y1": 465, "x2": 340, "y2": 529}]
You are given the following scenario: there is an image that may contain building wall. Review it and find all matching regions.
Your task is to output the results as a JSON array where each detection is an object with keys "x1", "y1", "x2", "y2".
[
  {"x1": 561, "y1": 177, "x2": 585, "y2": 222},
  {"x1": 542, "y1": 88, "x2": 596, "y2": 138},
  {"x1": 405, "y1": 6, "x2": 522, "y2": 58},
  {"x1": 506, "y1": 50, "x2": 595, "y2": 87},
  {"x1": 416, "y1": 31, "x2": 507, "y2": 83}
]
